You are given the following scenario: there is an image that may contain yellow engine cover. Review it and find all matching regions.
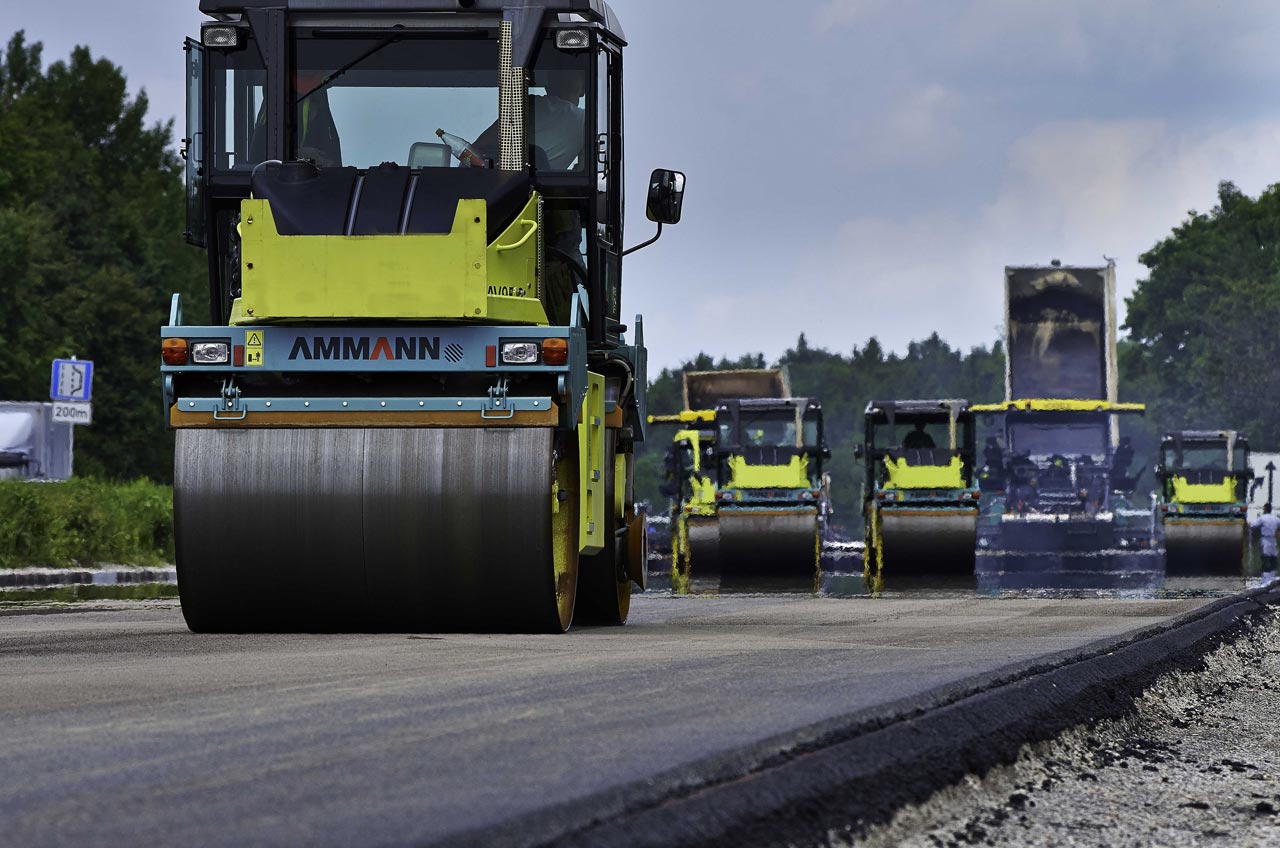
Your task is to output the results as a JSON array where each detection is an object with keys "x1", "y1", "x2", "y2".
[
  {"x1": 1170, "y1": 476, "x2": 1237, "y2": 505},
  {"x1": 231, "y1": 195, "x2": 546, "y2": 325},
  {"x1": 727, "y1": 455, "x2": 810, "y2": 490},
  {"x1": 883, "y1": 455, "x2": 965, "y2": 490}
]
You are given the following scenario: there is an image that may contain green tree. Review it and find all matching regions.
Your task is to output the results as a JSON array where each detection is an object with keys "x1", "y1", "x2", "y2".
[
  {"x1": 0, "y1": 32, "x2": 206, "y2": 479},
  {"x1": 1125, "y1": 180, "x2": 1280, "y2": 448}
]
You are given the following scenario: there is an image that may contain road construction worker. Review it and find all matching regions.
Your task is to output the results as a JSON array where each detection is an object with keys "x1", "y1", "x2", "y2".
[
  {"x1": 473, "y1": 70, "x2": 587, "y2": 171},
  {"x1": 1251, "y1": 503, "x2": 1280, "y2": 585},
  {"x1": 249, "y1": 72, "x2": 343, "y2": 167}
]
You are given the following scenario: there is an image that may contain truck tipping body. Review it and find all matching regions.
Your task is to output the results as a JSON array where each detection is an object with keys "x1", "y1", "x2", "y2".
[{"x1": 976, "y1": 263, "x2": 1162, "y2": 591}]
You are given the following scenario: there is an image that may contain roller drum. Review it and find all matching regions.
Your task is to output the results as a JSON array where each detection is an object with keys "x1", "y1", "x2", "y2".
[
  {"x1": 175, "y1": 428, "x2": 574, "y2": 633},
  {"x1": 1163, "y1": 520, "x2": 1246, "y2": 578},
  {"x1": 878, "y1": 510, "x2": 977, "y2": 584},
  {"x1": 717, "y1": 508, "x2": 819, "y2": 585}
]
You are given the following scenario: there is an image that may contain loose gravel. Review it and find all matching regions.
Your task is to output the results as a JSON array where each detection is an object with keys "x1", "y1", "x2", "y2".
[{"x1": 848, "y1": 605, "x2": 1280, "y2": 848}]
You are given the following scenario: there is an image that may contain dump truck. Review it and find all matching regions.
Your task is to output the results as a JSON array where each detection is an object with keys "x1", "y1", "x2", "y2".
[
  {"x1": 861, "y1": 400, "x2": 979, "y2": 592},
  {"x1": 652, "y1": 370, "x2": 830, "y2": 590},
  {"x1": 1157, "y1": 430, "x2": 1257, "y2": 578},
  {"x1": 163, "y1": 0, "x2": 684, "y2": 633},
  {"x1": 972, "y1": 262, "x2": 1162, "y2": 590}
]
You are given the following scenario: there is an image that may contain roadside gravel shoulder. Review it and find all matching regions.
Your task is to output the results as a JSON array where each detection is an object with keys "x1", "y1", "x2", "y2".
[{"x1": 855, "y1": 606, "x2": 1280, "y2": 848}]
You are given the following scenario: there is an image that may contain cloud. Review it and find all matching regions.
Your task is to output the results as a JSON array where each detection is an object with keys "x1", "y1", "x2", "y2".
[
  {"x1": 811, "y1": 0, "x2": 890, "y2": 36},
  {"x1": 842, "y1": 82, "x2": 962, "y2": 168},
  {"x1": 767, "y1": 116, "x2": 1280, "y2": 359}
]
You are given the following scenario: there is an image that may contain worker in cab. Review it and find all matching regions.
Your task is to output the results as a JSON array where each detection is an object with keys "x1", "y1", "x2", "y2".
[
  {"x1": 902, "y1": 422, "x2": 936, "y2": 451},
  {"x1": 473, "y1": 70, "x2": 587, "y2": 171},
  {"x1": 249, "y1": 71, "x2": 343, "y2": 168},
  {"x1": 472, "y1": 70, "x2": 588, "y2": 325}
]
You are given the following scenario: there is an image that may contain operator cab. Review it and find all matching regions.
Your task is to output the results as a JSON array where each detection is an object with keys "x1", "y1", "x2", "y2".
[
  {"x1": 715, "y1": 399, "x2": 826, "y2": 456},
  {"x1": 1157, "y1": 431, "x2": 1254, "y2": 504},
  {"x1": 184, "y1": 0, "x2": 683, "y2": 338},
  {"x1": 862, "y1": 400, "x2": 976, "y2": 494}
]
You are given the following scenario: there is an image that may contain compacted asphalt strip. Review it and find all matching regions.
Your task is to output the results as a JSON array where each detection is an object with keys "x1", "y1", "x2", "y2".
[{"x1": 0, "y1": 592, "x2": 1263, "y2": 848}]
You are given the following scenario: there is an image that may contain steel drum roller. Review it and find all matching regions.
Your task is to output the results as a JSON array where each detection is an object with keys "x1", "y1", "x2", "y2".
[
  {"x1": 878, "y1": 511, "x2": 977, "y2": 579},
  {"x1": 175, "y1": 428, "x2": 576, "y2": 633},
  {"x1": 1164, "y1": 520, "x2": 1246, "y2": 578},
  {"x1": 717, "y1": 509, "x2": 819, "y2": 579}
]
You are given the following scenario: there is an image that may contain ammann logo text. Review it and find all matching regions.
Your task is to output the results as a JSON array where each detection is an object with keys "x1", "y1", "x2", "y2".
[{"x1": 288, "y1": 336, "x2": 444, "y2": 362}]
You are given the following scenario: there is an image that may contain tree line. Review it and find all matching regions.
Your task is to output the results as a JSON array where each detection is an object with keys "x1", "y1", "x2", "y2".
[
  {"x1": 0, "y1": 34, "x2": 207, "y2": 481},
  {"x1": 1, "y1": 35, "x2": 1276, "y2": 507}
]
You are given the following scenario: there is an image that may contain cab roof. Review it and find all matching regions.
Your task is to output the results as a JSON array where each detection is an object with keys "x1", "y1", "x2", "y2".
[
  {"x1": 866, "y1": 399, "x2": 970, "y2": 417},
  {"x1": 199, "y1": 0, "x2": 624, "y2": 41}
]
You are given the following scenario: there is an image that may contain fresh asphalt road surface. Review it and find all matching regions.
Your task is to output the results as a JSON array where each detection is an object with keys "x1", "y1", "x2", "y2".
[{"x1": 0, "y1": 595, "x2": 1215, "y2": 848}]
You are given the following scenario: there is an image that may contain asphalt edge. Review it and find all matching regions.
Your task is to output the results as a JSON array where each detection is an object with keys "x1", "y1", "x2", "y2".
[{"x1": 444, "y1": 586, "x2": 1280, "y2": 848}]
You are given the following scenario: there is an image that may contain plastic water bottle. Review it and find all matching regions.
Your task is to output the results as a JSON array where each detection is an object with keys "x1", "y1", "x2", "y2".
[{"x1": 436, "y1": 129, "x2": 486, "y2": 168}]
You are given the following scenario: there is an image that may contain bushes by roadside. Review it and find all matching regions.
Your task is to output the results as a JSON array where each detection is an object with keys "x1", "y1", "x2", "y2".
[{"x1": 0, "y1": 479, "x2": 173, "y2": 568}]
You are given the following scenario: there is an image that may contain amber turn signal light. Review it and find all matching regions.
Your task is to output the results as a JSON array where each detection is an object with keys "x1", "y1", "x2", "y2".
[
  {"x1": 162, "y1": 338, "x2": 190, "y2": 366},
  {"x1": 541, "y1": 338, "x2": 569, "y2": 366}
]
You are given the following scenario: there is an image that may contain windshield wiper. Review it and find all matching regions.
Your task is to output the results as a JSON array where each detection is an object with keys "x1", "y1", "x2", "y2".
[{"x1": 296, "y1": 33, "x2": 402, "y2": 105}]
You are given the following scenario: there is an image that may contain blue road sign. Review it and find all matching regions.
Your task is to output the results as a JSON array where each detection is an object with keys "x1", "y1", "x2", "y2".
[{"x1": 50, "y1": 359, "x2": 94, "y2": 402}]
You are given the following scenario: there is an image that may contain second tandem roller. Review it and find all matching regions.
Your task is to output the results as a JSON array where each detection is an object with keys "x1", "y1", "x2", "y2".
[
  {"x1": 861, "y1": 400, "x2": 980, "y2": 593},
  {"x1": 162, "y1": 0, "x2": 685, "y2": 633},
  {"x1": 1157, "y1": 431, "x2": 1258, "y2": 579},
  {"x1": 654, "y1": 370, "x2": 831, "y2": 591}
]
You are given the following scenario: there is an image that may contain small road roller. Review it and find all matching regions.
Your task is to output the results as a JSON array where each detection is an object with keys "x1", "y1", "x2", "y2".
[
  {"x1": 652, "y1": 371, "x2": 830, "y2": 592},
  {"x1": 1157, "y1": 430, "x2": 1258, "y2": 579},
  {"x1": 163, "y1": 0, "x2": 684, "y2": 633},
  {"x1": 860, "y1": 400, "x2": 979, "y2": 593}
]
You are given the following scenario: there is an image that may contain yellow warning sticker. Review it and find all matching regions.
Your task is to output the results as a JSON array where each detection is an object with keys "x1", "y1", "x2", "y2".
[{"x1": 245, "y1": 331, "x2": 265, "y2": 367}]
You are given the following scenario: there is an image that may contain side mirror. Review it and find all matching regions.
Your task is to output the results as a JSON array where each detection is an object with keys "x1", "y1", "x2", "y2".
[
  {"x1": 853, "y1": 445, "x2": 865, "y2": 460},
  {"x1": 646, "y1": 169, "x2": 686, "y2": 225}
]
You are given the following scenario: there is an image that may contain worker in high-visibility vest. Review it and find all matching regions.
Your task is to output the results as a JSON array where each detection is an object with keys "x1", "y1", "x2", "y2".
[{"x1": 249, "y1": 72, "x2": 343, "y2": 167}]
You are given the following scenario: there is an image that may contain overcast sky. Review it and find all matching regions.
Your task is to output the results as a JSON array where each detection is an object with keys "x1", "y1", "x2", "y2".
[{"x1": 5, "y1": 1, "x2": 1280, "y2": 369}]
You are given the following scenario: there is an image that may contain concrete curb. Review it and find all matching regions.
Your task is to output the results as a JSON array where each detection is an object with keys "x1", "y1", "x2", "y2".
[
  {"x1": 446, "y1": 586, "x2": 1280, "y2": 848},
  {"x1": 0, "y1": 567, "x2": 177, "y2": 589}
]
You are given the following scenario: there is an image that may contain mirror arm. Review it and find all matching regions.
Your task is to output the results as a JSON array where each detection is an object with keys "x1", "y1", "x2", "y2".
[{"x1": 623, "y1": 222, "x2": 663, "y2": 257}]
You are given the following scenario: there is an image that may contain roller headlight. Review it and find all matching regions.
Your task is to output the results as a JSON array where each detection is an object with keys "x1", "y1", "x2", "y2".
[
  {"x1": 501, "y1": 342, "x2": 540, "y2": 365},
  {"x1": 202, "y1": 26, "x2": 240, "y2": 48},
  {"x1": 192, "y1": 342, "x2": 231, "y2": 365}
]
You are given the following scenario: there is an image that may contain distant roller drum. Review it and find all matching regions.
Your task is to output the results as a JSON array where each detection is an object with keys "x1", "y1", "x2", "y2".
[
  {"x1": 717, "y1": 508, "x2": 819, "y2": 583},
  {"x1": 1163, "y1": 520, "x2": 1246, "y2": 578},
  {"x1": 174, "y1": 428, "x2": 578, "y2": 634},
  {"x1": 877, "y1": 511, "x2": 977, "y2": 584}
]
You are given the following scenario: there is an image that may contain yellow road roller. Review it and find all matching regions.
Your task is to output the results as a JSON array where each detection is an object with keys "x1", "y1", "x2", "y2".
[
  {"x1": 861, "y1": 400, "x2": 979, "y2": 593},
  {"x1": 1158, "y1": 431, "x2": 1257, "y2": 578},
  {"x1": 163, "y1": 0, "x2": 684, "y2": 633},
  {"x1": 652, "y1": 371, "x2": 830, "y2": 591}
]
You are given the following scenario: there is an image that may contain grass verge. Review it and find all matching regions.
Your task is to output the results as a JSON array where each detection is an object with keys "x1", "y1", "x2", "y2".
[{"x1": 0, "y1": 479, "x2": 173, "y2": 568}]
